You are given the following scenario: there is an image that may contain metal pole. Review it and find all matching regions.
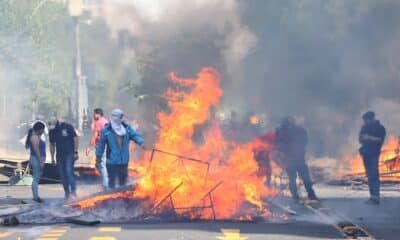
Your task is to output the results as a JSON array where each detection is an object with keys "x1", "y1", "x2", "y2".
[
  {"x1": 71, "y1": 17, "x2": 79, "y2": 125},
  {"x1": 75, "y1": 17, "x2": 82, "y2": 129},
  {"x1": 69, "y1": 0, "x2": 85, "y2": 128},
  {"x1": 73, "y1": 17, "x2": 88, "y2": 130}
]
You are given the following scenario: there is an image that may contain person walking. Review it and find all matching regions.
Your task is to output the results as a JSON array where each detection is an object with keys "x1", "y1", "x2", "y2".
[
  {"x1": 96, "y1": 109, "x2": 145, "y2": 189},
  {"x1": 359, "y1": 111, "x2": 386, "y2": 205},
  {"x1": 48, "y1": 118, "x2": 79, "y2": 200},
  {"x1": 276, "y1": 116, "x2": 318, "y2": 201},
  {"x1": 26, "y1": 121, "x2": 46, "y2": 203},
  {"x1": 86, "y1": 108, "x2": 109, "y2": 189}
]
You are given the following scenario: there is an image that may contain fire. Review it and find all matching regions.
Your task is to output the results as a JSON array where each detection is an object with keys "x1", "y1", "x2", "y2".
[
  {"x1": 249, "y1": 115, "x2": 260, "y2": 125},
  {"x1": 74, "y1": 191, "x2": 135, "y2": 210},
  {"x1": 73, "y1": 67, "x2": 275, "y2": 220},
  {"x1": 345, "y1": 135, "x2": 400, "y2": 180}
]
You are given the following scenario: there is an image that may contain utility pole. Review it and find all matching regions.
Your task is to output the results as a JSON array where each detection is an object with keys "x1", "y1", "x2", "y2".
[{"x1": 68, "y1": 0, "x2": 88, "y2": 130}]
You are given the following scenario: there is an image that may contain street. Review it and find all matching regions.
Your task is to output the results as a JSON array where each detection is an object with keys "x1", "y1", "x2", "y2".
[
  {"x1": 0, "y1": 184, "x2": 399, "y2": 240},
  {"x1": 2, "y1": 1, "x2": 400, "y2": 239}
]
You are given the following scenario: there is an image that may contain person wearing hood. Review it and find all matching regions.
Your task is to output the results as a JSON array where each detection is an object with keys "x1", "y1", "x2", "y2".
[
  {"x1": 359, "y1": 111, "x2": 386, "y2": 205},
  {"x1": 96, "y1": 109, "x2": 145, "y2": 189}
]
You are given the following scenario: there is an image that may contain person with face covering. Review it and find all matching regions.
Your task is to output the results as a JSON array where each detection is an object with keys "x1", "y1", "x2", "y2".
[
  {"x1": 96, "y1": 109, "x2": 145, "y2": 189},
  {"x1": 26, "y1": 121, "x2": 46, "y2": 203},
  {"x1": 359, "y1": 111, "x2": 386, "y2": 205}
]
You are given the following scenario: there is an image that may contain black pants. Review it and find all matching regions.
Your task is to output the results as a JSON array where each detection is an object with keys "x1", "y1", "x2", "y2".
[
  {"x1": 361, "y1": 154, "x2": 380, "y2": 198},
  {"x1": 286, "y1": 160, "x2": 316, "y2": 199},
  {"x1": 107, "y1": 164, "x2": 128, "y2": 189}
]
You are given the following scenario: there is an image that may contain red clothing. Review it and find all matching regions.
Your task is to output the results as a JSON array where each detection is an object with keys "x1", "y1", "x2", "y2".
[
  {"x1": 259, "y1": 131, "x2": 276, "y2": 144},
  {"x1": 253, "y1": 130, "x2": 276, "y2": 153},
  {"x1": 253, "y1": 131, "x2": 276, "y2": 186},
  {"x1": 94, "y1": 117, "x2": 108, "y2": 146}
]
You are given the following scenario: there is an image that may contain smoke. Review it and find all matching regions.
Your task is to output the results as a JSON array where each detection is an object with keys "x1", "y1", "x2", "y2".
[
  {"x1": 90, "y1": 0, "x2": 400, "y2": 159},
  {"x1": 238, "y1": 0, "x2": 400, "y2": 158},
  {"x1": 93, "y1": 0, "x2": 255, "y2": 91},
  {"x1": 98, "y1": 0, "x2": 254, "y2": 52},
  {"x1": 0, "y1": 63, "x2": 27, "y2": 152}
]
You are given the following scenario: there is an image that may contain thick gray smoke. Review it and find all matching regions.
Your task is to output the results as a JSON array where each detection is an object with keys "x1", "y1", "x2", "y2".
[
  {"x1": 238, "y1": 0, "x2": 400, "y2": 157},
  {"x1": 97, "y1": 0, "x2": 255, "y2": 67},
  {"x1": 89, "y1": 0, "x2": 257, "y2": 142},
  {"x1": 92, "y1": 0, "x2": 400, "y2": 159}
]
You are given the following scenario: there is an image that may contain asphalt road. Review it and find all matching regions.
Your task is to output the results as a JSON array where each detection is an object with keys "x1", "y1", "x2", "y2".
[
  {"x1": 0, "y1": 221, "x2": 342, "y2": 240},
  {"x1": 0, "y1": 184, "x2": 398, "y2": 240}
]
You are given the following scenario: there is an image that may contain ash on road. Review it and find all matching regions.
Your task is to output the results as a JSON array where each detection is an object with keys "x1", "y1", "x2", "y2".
[{"x1": 0, "y1": 184, "x2": 399, "y2": 240}]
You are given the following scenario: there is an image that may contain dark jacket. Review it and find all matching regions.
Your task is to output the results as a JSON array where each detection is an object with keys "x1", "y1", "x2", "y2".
[
  {"x1": 49, "y1": 122, "x2": 77, "y2": 157},
  {"x1": 276, "y1": 124, "x2": 308, "y2": 161},
  {"x1": 359, "y1": 120, "x2": 386, "y2": 156}
]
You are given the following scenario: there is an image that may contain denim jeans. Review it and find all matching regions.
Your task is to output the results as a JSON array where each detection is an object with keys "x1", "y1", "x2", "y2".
[
  {"x1": 30, "y1": 155, "x2": 43, "y2": 199},
  {"x1": 106, "y1": 164, "x2": 128, "y2": 189},
  {"x1": 95, "y1": 150, "x2": 109, "y2": 188},
  {"x1": 57, "y1": 153, "x2": 76, "y2": 197},
  {"x1": 362, "y1": 153, "x2": 380, "y2": 198},
  {"x1": 286, "y1": 159, "x2": 316, "y2": 199}
]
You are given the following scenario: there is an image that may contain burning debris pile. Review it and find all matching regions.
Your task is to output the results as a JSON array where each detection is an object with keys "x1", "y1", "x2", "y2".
[
  {"x1": 332, "y1": 136, "x2": 400, "y2": 185},
  {"x1": 1, "y1": 68, "x2": 284, "y2": 225}
]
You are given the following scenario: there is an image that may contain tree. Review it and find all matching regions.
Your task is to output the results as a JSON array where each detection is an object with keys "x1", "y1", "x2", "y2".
[{"x1": 0, "y1": 0, "x2": 74, "y2": 119}]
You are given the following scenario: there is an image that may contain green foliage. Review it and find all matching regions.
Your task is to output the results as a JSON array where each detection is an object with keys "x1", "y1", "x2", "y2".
[
  {"x1": 79, "y1": 20, "x2": 143, "y2": 114},
  {"x1": 0, "y1": 0, "x2": 74, "y2": 119},
  {"x1": 0, "y1": 1, "x2": 146, "y2": 121}
]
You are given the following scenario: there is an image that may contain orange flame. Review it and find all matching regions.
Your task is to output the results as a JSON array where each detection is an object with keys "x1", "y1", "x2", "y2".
[
  {"x1": 74, "y1": 67, "x2": 275, "y2": 219},
  {"x1": 136, "y1": 67, "x2": 275, "y2": 219},
  {"x1": 249, "y1": 115, "x2": 260, "y2": 125},
  {"x1": 344, "y1": 135, "x2": 400, "y2": 180}
]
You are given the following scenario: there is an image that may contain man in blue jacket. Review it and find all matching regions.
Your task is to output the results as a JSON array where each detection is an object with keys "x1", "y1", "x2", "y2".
[
  {"x1": 96, "y1": 109, "x2": 145, "y2": 189},
  {"x1": 359, "y1": 111, "x2": 386, "y2": 205}
]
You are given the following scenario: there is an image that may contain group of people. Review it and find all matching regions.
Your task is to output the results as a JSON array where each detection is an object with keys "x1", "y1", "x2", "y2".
[
  {"x1": 25, "y1": 108, "x2": 145, "y2": 203},
  {"x1": 254, "y1": 111, "x2": 386, "y2": 205},
  {"x1": 26, "y1": 107, "x2": 385, "y2": 205},
  {"x1": 88, "y1": 108, "x2": 145, "y2": 190}
]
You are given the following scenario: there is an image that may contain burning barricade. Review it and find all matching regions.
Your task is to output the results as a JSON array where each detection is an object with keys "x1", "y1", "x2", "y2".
[
  {"x1": 1, "y1": 68, "x2": 290, "y2": 225},
  {"x1": 332, "y1": 135, "x2": 400, "y2": 185}
]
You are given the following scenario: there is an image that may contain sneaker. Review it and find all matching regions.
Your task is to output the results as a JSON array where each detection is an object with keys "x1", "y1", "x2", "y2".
[
  {"x1": 308, "y1": 194, "x2": 319, "y2": 201},
  {"x1": 292, "y1": 194, "x2": 300, "y2": 202},
  {"x1": 102, "y1": 186, "x2": 109, "y2": 192},
  {"x1": 33, "y1": 197, "x2": 43, "y2": 203},
  {"x1": 69, "y1": 192, "x2": 77, "y2": 201},
  {"x1": 365, "y1": 198, "x2": 380, "y2": 205}
]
